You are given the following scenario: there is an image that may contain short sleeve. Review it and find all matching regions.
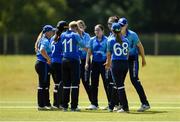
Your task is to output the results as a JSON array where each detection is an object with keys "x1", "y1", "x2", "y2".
[
  {"x1": 107, "y1": 39, "x2": 112, "y2": 53},
  {"x1": 132, "y1": 32, "x2": 140, "y2": 45},
  {"x1": 40, "y1": 39, "x2": 48, "y2": 51}
]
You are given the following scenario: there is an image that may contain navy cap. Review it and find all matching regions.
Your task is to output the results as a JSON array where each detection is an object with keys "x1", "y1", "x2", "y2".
[
  {"x1": 118, "y1": 17, "x2": 128, "y2": 26},
  {"x1": 111, "y1": 23, "x2": 121, "y2": 32},
  {"x1": 42, "y1": 25, "x2": 55, "y2": 33},
  {"x1": 56, "y1": 21, "x2": 68, "y2": 30}
]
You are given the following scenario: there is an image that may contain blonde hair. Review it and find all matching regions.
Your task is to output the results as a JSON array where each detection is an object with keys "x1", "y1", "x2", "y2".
[
  {"x1": 77, "y1": 20, "x2": 87, "y2": 29},
  {"x1": 69, "y1": 21, "x2": 78, "y2": 28}
]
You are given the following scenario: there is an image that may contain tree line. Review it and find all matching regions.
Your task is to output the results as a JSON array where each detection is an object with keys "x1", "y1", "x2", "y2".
[
  {"x1": 1, "y1": 0, "x2": 179, "y2": 34},
  {"x1": 0, "y1": 0, "x2": 180, "y2": 54}
]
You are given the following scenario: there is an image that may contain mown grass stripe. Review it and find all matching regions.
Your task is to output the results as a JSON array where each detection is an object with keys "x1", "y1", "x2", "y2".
[{"x1": 1, "y1": 106, "x2": 180, "y2": 109}]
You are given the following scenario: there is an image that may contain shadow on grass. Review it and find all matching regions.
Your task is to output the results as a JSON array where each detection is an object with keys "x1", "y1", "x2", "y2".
[
  {"x1": 37, "y1": 109, "x2": 112, "y2": 113},
  {"x1": 79, "y1": 110, "x2": 168, "y2": 114},
  {"x1": 128, "y1": 110, "x2": 168, "y2": 114},
  {"x1": 36, "y1": 109, "x2": 168, "y2": 114}
]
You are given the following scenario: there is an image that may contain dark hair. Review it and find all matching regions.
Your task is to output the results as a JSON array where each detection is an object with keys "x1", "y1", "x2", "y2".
[
  {"x1": 54, "y1": 21, "x2": 68, "y2": 42},
  {"x1": 114, "y1": 32, "x2": 123, "y2": 45},
  {"x1": 95, "y1": 24, "x2": 104, "y2": 31},
  {"x1": 108, "y1": 15, "x2": 119, "y2": 23},
  {"x1": 54, "y1": 31, "x2": 61, "y2": 42}
]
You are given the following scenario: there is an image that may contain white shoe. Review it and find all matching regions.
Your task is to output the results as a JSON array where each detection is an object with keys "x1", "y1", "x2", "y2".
[
  {"x1": 86, "y1": 104, "x2": 98, "y2": 110},
  {"x1": 52, "y1": 106, "x2": 59, "y2": 110},
  {"x1": 113, "y1": 105, "x2": 122, "y2": 111},
  {"x1": 44, "y1": 106, "x2": 52, "y2": 110},
  {"x1": 38, "y1": 106, "x2": 51, "y2": 111},
  {"x1": 102, "y1": 106, "x2": 109, "y2": 110},
  {"x1": 117, "y1": 108, "x2": 129, "y2": 113},
  {"x1": 137, "y1": 104, "x2": 150, "y2": 112}
]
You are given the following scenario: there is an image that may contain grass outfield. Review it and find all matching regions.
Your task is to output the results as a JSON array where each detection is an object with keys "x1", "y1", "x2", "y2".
[{"x1": 0, "y1": 55, "x2": 180, "y2": 121}]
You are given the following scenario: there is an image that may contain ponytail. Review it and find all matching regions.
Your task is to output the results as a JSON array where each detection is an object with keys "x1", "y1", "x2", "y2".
[
  {"x1": 114, "y1": 32, "x2": 123, "y2": 45},
  {"x1": 54, "y1": 30, "x2": 63, "y2": 42},
  {"x1": 54, "y1": 34, "x2": 60, "y2": 42}
]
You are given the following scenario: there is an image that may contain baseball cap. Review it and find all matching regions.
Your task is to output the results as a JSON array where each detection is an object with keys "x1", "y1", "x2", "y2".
[
  {"x1": 118, "y1": 17, "x2": 128, "y2": 26},
  {"x1": 56, "y1": 21, "x2": 69, "y2": 30},
  {"x1": 111, "y1": 22, "x2": 121, "y2": 33},
  {"x1": 42, "y1": 25, "x2": 55, "y2": 33}
]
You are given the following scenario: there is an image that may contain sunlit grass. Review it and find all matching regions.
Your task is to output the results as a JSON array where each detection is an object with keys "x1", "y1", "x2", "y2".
[{"x1": 0, "y1": 55, "x2": 180, "y2": 121}]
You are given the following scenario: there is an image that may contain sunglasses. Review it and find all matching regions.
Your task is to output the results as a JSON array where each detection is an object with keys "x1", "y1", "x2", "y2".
[{"x1": 107, "y1": 22, "x2": 112, "y2": 26}]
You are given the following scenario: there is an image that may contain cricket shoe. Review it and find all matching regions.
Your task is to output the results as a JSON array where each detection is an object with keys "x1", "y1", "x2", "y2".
[
  {"x1": 117, "y1": 108, "x2": 129, "y2": 113},
  {"x1": 85, "y1": 104, "x2": 98, "y2": 110},
  {"x1": 137, "y1": 104, "x2": 150, "y2": 112}
]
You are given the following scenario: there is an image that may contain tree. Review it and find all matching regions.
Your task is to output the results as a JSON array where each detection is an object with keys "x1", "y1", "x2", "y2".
[{"x1": 0, "y1": 0, "x2": 68, "y2": 54}]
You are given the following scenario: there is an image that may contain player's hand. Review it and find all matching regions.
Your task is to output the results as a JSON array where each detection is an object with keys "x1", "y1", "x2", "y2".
[
  {"x1": 35, "y1": 47, "x2": 38, "y2": 53},
  {"x1": 142, "y1": 58, "x2": 146, "y2": 67},
  {"x1": 104, "y1": 62, "x2": 111, "y2": 70},
  {"x1": 85, "y1": 64, "x2": 89, "y2": 71},
  {"x1": 46, "y1": 58, "x2": 51, "y2": 65}
]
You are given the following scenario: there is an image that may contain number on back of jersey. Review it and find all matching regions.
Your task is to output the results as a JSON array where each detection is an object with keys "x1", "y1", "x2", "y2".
[{"x1": 113, "y1": 42, "x2": 128, "y2": 56}]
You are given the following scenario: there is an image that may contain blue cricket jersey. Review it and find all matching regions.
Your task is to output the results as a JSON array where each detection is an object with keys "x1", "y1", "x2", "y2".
[
  {"x1": 107, "y1": 35, "x2": 129, "y2": 60},
  {"x1": 124, "y1": 30, "x2": 139, "y2": 56},
  {"x1": 50, "y1": 36, "x2": 63, "y2": 63},
  {"x1": 88, "y1": 35, "x2": 107, "y2": 62},
  {"x1": 36, "y1": 35, "x2": 52, "y2": 62},
  {"x1": 78, "y1": 32, "x2": 91, "y2": 59},
  {"x1": 61, "y1": 30, "x2": 84, "y2": 61}
]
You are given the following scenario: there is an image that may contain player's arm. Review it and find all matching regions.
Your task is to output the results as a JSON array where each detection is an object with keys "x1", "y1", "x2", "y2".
[
  {"x1": 85, "y1": 49, "x2": 92, "y2": 70},
  {"x1": 104, "y1": 40, "x2": 112, "y2": 70},
  {"x1": 137, "y1": 41, "x2": 146, "y2": 67},
  {"x1": 104, "y1": 52, "x2": 111, "y2": 70},
  {"x1": 40, "y1": 48, "x2": 51, "y2": 64},
  {"x1": 35, "y1": 32, "x2": 43, "y2": 52},
  {"x1": 39, "y1": 41, "x2": 51, "y2": 64}
]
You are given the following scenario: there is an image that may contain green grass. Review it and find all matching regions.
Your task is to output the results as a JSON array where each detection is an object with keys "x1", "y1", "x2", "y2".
[{"x1": 0, "y1": 55, "x2": 180, "y2": 121}]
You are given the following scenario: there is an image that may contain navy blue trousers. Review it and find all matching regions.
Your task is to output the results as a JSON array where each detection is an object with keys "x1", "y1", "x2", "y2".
[
  {"x1": 110, "y1": 60, "x2": 129, "y2": 111},
  {"x1": 128, "y1": 56, "x2": 149, "y2": 105},
  {"x1": 90, "y1": 61, "x2": 110, "y2": 107},
  {"x1": 106, "y1": 69, "x2": 119, "y2": 106},
  {"x1": 62, "y1": 58, "x2": 80, "y2": 109},
  {"x1": 35, "y1": 60, "x2": 51, "y2": 107},
  {"x1": 51, "y1": 62, "x2": 63, "y2": 107},
  {"x1": 80, "y1": 59, "x2": 92, "y2": 103}
]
